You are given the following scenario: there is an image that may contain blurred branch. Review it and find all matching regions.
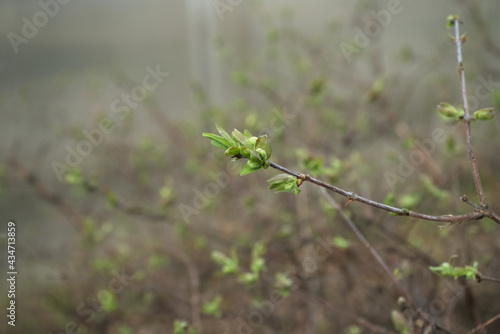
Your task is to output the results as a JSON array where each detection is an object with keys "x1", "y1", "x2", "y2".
[
  {"x1": 319, "y1": 188, "x2": 418, "y2": 312},
  {"x1": 8, "y1": 157, "x2": 82, "y2": 230},
  {"x1": 320, "y1": 188, "x2": 458, "y2": 334},
  {"x1": 171, "y1": 250, "x2": 202, "y2": 332},
  {"x1": 300, "y1": 290, "x2": 398, "y2": 334},
  {"x1": 111, "y1": 201, "x2": 168, "y2": 222},
  {"x1": 466, "y1": 312, "x2": 500, "y2": 334}
]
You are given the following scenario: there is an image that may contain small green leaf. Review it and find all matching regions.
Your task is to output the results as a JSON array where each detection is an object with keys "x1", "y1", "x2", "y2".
[
  {"x1": 255, "y1": 135, "x2": 272, "y2": 160},
  {"x1": 249, "y1": 150, "x2": 264, "y2": 164},
  {"x1": 251, "y1": 258, "x2": 265, "y2": 274},
  {"x1": 429, "y1": 261, "x2": 478, "y2": 280},
  {"x1": 173, "y1": 320, "x2": 188, "y2": 334},
  {"x1": 267, "y1": 174, "x2": 300, "y2": 194},
  {"x1": 399, "y1": 194, "x2": 421, "y2": 208},
  {"x1": 202, "y1": 133, "x2": 231, "y2": 150},
  {"x1": 391, "y1": 310, "x2": 410, "y2": 333},
  {"x1": 248, "y1": 136, "x2": 258, "y2": 147},
  {"x1": 368, "y1": 77, "x2": 384, "y2": 102},
  {"x1": 232, "y1": 129, "x2": 251, "y2": 147},
  {"x1": 347, "y1": 325, "x2": 362, "y2": 334},
  {"x1": 275, "y1": 272, "x2": 293, "y2": 297},
  {"x1": 384, "y1": 193, "x2": 395, "y2": 206},
  {"x1": 447, "y1": 14, "x2": 459, "y2": 28},
  {"x1": 211, "y1": 251, "x2": 229, "y2": 265},
  {"x1": 216, "y1": 124, "x2": 235, "y2": 145},
  {"x1": 224, "y1": 146, "x2": 240, "y2": 157},
  {"x1": 268, "y1": 174, "x2": 293, "y2": 183},
  {"x1": 65, "y1": 168, "x2": 83, "y2": 185},
  {"x1": 238, "y1": 272, "x2": 258, "y2": 286},
  {"x1": 240, "y1": 160, "x2": 262, "y2": 176},
  {"x1": 473, "y1": 107, "x2": 495, "y2": 120},
  {"x1": 119, "y1": 326, "x2": 133, "y2": 334},
  {"x1": 240, "y1": 146, "x2": 252, "y2": 159},
  {"x1": 421, "y1": 174, "x2": 449, "y2": 200},
  {"x1": 310, "y1": 77, "x2": 328, "y2": 95},
  {"x1": 106, "y1": 191, "x2": 118, "y2": 208},
  {"x1": 252, "y1": 241, "x2": 266, "y2": 258},
  {"x1": 211, "y1": 250, "x2": 238, "y2": 274},
  {"x1": 244, "y1": 129, "x2": 253, "y2": 138},
  {"x1": 202, "y1": 295, "x2": 223, "y2": 318},
  {"x1": 437, "y1": 102, "x2": 459, "y2": 118},
  {"x1": 331, "y1": 236, "x2": 350, "y2": 250},
  {"x1": 159, "y1": 186, "x2": 173, "y2": 200},
  {"x1": 149, "y1": 255, "x2": 168, "y2": 269},
  {"x1": 232, "y1": 71, "x2": 250, "y2": 86},
  {"x1": 99, "y1": 290, "x2": 117, "y2": 312}
]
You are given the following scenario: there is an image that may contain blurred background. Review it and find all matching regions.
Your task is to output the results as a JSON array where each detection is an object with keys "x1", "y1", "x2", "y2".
[{"x1": 1, "y1": 0, "x2": 500, "y2": 333}]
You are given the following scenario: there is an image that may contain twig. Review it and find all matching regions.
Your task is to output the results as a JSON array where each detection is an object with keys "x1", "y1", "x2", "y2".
[
  {"x1": 8, "y1": 158, "x2": 82, "y2": 230},
  {"x1": 476, "y1": 273, "x2": 500, "y2": 284},
  {"x1": 267, "y1": 161, "x2": 499, "y2": 224},
  {"x1": 319, "y1": 189, "x2": 459, "y2": 333},
  {"x1": 466, "y1": 312, "x2": 500, "y2": 334},
  {"x1": 112, "y1": 201, "x2": 168, "y2": 222},
  {"x1": 175, "y1": 251, "x2": 202, "y2": 332},
  {"x1": 299, "y1": 290, "x2": 398, "y2": 334},
  {"x1": 319, "y1": 188, "x2": 418, "y2": 312},
  {"x1": 451, "y1": 18, "x2": 487, "y2": 207}
]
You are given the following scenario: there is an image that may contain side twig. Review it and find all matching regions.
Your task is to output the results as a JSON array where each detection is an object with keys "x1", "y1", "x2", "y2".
[
  {"x1": 466, "y1": 312, "x2": 500, "y2": 334},
  {"x1": 319, "y1": 188, "x2": 417, "y2": 312},
  {"x1": 452, "y1": 18, "x2": 487, "y2": 207},
  {"x1": 8, "y1": 158, "x2": 83, "y2": 231},
  {"x1": 320, "y1": 188, "x2": 454, "y2": 334}
]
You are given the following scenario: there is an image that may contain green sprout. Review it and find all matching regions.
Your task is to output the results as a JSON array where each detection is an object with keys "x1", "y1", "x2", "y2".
[
  {"x1": 429, "y1": 261, "x2": 478, "y2": 280},
  {"x1": 203, "y1": 124, "x2": 271, "y2": 176}
]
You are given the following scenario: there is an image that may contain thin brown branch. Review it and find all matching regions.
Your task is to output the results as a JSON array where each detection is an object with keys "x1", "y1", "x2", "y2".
[
  {"x1": 462, "y1": 279, "x2": 482, "y2": 329},
  {"x1": 319, "y1": 188, "x2": 418, "y2": 312},
  {"x1": 299, "y1": 290, "x2": 398, "y2": 334},
  {"x1": 175, "y1": 251, "x2": 202, "y2": 332},
  {"x1": 476, "y1": 273, "x2": 500, "y2": 284},
  {"x1": 267, "y1": 161, "x2": 499, "y2": 224},
  {"x1": 8, "y1": 158, "x2": 82, "y2": 231},
  {"x1": 112, "y1": 201, "x2": 168, "y2": 222},
  {"x1": 451, "y1": 18, "x2": 487, "y2": 206},
  {"x1": 466, "y1": 311, "x2": 500, "y2": 334},
  {"x1": 319, "y1": 189, "x2": 458, "y2": 333}
]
